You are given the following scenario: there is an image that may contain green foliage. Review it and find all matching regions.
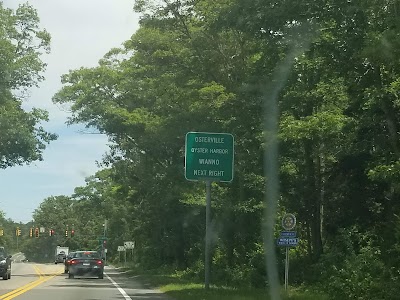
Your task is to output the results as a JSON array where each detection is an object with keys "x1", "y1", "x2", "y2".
[
  {"x1": 316, "y1": 228, "x2": 400, "y2": 300},
  {"x1": 0, "y1": 212, "x2": 20, "y2": 252},
  {"x1": 15, "y1": 0, "x2": 400, "y2": 297},
  {"x1": 122, "y1": 268, "x2": 329, "y2": 300},
  {"x1": 0, "y1": 2, "x2": 56, "y2": 168}
]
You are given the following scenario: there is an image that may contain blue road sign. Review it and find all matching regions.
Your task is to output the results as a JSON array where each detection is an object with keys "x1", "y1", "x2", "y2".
[
  {"x1": 280, "y1": 231, "x2": 297, "y2": 238},
  {"x1": 277, "y1": 238, "x2": 299, "y2": 247}
]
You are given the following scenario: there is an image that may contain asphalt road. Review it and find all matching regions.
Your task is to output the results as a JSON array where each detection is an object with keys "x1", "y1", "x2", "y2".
[{"x1": 0, "y1": 256, "x2": 171, "y2": 300}]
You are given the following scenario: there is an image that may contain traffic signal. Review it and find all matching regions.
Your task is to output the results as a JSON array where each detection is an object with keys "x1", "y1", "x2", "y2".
[
  {"x1": 16, "y1": 227, "x2": 21, "y2": 236},
  {"x1": 35, "y1": 228, "x2": 39, "y2": 238},
  {"x1": 49, "y1": 229, "x2": 55, "y2": 236},
  {"x1": 65, "y1": 230, "x2": 68, "y2": 237},
  {"x1": 29, "y1": 228, "x2": 33, "y2": 237},
  {"x1": 0, "y1": 229, "x2": 3, "y2": 236},
  {"x1": 71, "y1": 229, "x2": 75, "y2": 237},
  {"x1": 103, "y1": 240, "x2": 107, "y2": 249}
]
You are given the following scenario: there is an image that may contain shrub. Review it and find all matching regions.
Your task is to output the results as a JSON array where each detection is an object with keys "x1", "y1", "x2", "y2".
[{"x1": 316, "y1": 228, "x2": 395, "y2": 299}]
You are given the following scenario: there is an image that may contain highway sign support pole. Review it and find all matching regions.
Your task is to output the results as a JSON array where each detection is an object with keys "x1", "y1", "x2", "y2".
[
  {"x1": 279, "y1": 213, "x2": 297, "y2": 293},
  {"x1": 205, "y1": 180, "x2": 212, "y2": 290},
  {"x1": 184, "y1": 132, "x2": 235, "y2": 290},
  {"x1": 284, "y1": 247, "x2": 289, "y2": 291}
]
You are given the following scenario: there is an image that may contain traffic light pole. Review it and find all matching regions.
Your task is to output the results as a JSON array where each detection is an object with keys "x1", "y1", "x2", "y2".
[{"x1": 15, "y1": 227, "x2": 21, "y2": 251}]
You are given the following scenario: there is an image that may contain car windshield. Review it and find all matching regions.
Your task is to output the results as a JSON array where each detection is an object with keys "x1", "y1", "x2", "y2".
[{"x1": 1, "y1": 0, "x2": 399, "y2": 299}]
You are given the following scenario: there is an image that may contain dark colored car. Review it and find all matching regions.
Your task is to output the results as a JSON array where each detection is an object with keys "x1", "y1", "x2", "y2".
[
  {"x1": 67, "y1": 251, "x2": 104, "y2": 279},
  {"x1": 0, "y1": 248, "x2": 11, "y2": 280},
  {"x1": 64, "y1": 251, "x2": 76, "y2": 273}
]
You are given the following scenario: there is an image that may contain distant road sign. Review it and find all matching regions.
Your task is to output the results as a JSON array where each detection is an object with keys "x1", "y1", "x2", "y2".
[
  {"x1": 124, "y1": 241, "x2": 135, "y2": 249},
  {"x1": 280, "y1": 231, "x2": 297, "y2": 238},
  {"x1": 277, "y1": 238, "x2": 299, "y2": 247},
  {"x1": 117, "y1": 246, "x2": 125, "y2": 252},
  {"x1": 282, "y1": 213, "x2": 296, "y2": 230},
  {"x1": 185, "y1": 132, "x2": 234, "y2": 182}
]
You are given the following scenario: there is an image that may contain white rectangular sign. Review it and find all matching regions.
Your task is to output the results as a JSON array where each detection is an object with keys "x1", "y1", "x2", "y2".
[
  {"x1": 124, "y1": 241, "x2": 135, "y2": 249},
  {"x1": 117, "y1": 246, "x2": 125, "y2": 251}
]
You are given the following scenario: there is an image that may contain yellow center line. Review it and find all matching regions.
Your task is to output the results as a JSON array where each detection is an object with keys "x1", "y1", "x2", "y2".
[
  {"x1": 2, "y1": 275, "x2": 56, "y2": 300},
  {"x1": 0, "y1": 266, "x2": 43, "y2": 299},
  {"x1": 33, "y1": 265, "x2": 43, "y2": 278},
  {"x1": 0, "y1": 265, "x2": 63, "y2": 300}
]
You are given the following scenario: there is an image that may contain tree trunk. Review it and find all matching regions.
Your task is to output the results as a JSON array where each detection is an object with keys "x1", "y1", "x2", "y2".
[
  {"x1": 304, "y1": 140, "x2": 323, "y2": 261},
  {"x1": 381, "y1": 96, "x2": 400, "y2": 157}
]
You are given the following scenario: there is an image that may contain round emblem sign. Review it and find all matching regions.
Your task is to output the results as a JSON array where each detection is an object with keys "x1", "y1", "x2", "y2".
[{"x1": 282, "y1": 213, "x2": 296, "y2": 230}]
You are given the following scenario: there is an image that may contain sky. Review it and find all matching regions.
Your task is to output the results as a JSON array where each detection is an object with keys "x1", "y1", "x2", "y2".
[{"x1": 0, "y1": 0, "x2": 140, "y2": 223}]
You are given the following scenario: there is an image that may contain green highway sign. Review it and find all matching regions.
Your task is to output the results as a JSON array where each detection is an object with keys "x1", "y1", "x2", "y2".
[{"x1": 185, "y1": 132, "x2": 234, "y2": 182}]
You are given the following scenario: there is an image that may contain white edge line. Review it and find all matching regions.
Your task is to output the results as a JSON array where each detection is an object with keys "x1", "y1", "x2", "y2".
[{"x1": 105, "y1": 272, "x2": 132, "y2": 300}]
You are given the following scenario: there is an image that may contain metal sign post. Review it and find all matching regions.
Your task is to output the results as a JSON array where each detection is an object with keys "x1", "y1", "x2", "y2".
[
  {"x1": 285, "y1": 247, "x2": 289, "y2": 291},
  {"x1": 124, "y1": 242, "x2": 135, "y2": 261},
  {"x1": 204, "y1": 180, "x2": 212, "y2": 289},
  {"x1": 117, "y1": 246, "x2": 125, "y2": 264},
  {"x1": 277, "y1": 213, "x2": 298, "y2": 292},
  {"x1": 124, "y1": 241, "x2": 135, "y2": 262},
  {"x1": 185, "y1": 132, "x2": 235, "y2": 290}
]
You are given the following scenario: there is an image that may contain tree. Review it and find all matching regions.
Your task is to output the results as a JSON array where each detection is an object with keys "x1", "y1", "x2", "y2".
[
  {"x1": 0, "y1": 2, "x2": 57, "y2": 169},
  {"x1": 48, "y1": 0, "x2": 400, "y2": 294}
]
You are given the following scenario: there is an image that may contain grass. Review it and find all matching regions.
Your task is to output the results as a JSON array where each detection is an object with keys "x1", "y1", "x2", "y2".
[
  {"x1": 159, "y1": 283, "x2": 329, "y2": 300},
  {"x1": 114, "y1": 265, "x2": 329, "y2": 300}
]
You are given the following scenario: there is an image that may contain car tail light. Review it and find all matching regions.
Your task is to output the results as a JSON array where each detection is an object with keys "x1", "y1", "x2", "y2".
[
  {"x1": 70, "y1": 260, "x2": 79, "y2": 265},
  {"x1": 96, "y1": 260, "x2": 103, "y2": 265}
]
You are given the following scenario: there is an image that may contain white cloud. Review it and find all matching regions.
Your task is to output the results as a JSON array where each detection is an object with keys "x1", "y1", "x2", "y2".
[{"x1": 10, "y1": 0, "x2": 140, "y2": 123}]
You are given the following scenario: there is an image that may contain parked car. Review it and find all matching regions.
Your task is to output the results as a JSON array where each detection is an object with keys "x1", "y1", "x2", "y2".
[
  {"x1": 67, "y1": 251, "x2": 104, "y2": 279},
  {"x1": 64, "y1": 251, "x2": 76, "y2": 273},
  {"x1": 0, "y1": 247, "x2": 11, "y2": 280}
]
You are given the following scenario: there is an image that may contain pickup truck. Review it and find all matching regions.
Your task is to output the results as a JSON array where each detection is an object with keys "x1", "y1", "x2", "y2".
[{"x1": 54, "y1": 246, "x2": 69, "y2": 264}]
